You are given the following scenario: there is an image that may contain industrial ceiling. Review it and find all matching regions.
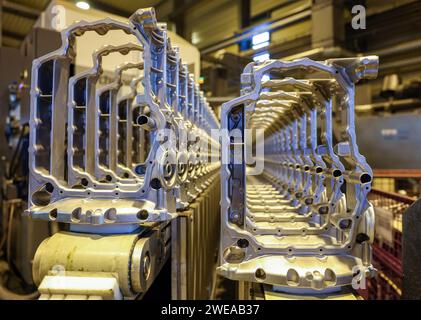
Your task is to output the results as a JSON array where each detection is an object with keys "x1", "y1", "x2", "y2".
[{"x1": 0, "y1": 0, "x2": 165, "y2": 48}]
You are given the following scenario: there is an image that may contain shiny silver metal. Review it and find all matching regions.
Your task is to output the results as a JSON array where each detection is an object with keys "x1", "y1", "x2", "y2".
[
  {"x1": 28, "y1": 7, "x2": 220, "y2": 299},
  {"x1": 219, "y1": 56, "x2": 378, "y2": 294},
  {"x1": 28, "y1": 8, "x2": 220, "y2": 227}
]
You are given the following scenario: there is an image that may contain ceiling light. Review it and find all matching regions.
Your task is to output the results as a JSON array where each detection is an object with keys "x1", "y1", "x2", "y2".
[
  {"x1": 76, "y1": 1, "x2": 90, "y2": 10},
  {"x1": 252, "y1": 32, "x2": 269, "y2": 46}
]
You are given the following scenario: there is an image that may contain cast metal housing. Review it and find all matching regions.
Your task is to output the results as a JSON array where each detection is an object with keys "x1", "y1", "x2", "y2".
[
  {"x1": 28, "y1": 8, "x2": 220, "y2": 227},
  {"x1": 218, "y1": 56, "x2": 378, "y2": 293}
]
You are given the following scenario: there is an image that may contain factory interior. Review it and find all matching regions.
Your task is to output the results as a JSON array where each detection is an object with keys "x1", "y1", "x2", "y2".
[{"x1": 1, "y1": 0, "x2": 421, "y2": 303}]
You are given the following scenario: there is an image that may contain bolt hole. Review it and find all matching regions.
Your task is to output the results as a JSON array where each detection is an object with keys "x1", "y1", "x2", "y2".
[
  {"x1": 360, "y1": 173, "x2": 372, "y2": 184},
  {"x1": 137, "y1": 209, "x2": 149, "y2": 221},
  {"x1": 255, "y1": 268, "x2": 266, "y2": 280},
  {"x1": 150, "y1": 178, "x2": 162, "y2": 190},
  {"x1": 49, "y1": 209, "x2": 57, "y2": 220},
  {"x1": 135, "y1": 165, "x2": 147, "y2": 175},
  {"x1": 237, "y1": 239, "x2": 249, "y2": 248},
  {"x1": 81, "y1": 178, "x2": 88, "y2": 187},
  {"x1": 71, "y1": 208, "x2": 82, "y2": 222},
  {"x1": 339, "y1": 219, "x2": 352, "y2": 230},
  {"x1": 333, "y1": 169, "x2": 342, "y2": 177},
  {"x1": 104, "y1": 208, "x2": 117, "y2": 222},
  {"x1": 45, "y1": 183, "x2": 54, "y2": 193}
]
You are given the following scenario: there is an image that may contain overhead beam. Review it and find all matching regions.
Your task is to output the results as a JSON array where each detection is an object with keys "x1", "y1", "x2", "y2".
[
  {"x1": 201, "y1": 5, "x2": 311, "y2": 55},
  {"x1": 1, "y1": 35, "x2": 21, "y2": 47},
  {"x1": 2, "y1": 0, "x2": 41, "y2": 20},
  {"x1": 2, "y1": 29, "x2": 25, "y2": 40}
]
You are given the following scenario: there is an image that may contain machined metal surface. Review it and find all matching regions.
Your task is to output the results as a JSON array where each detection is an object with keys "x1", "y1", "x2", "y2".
[
  {"x1": 218, "y1": 56, "x2": 378, "y2": 294},
  {"x1": 28, "y1": 7, "x2": 220, "y2": 226},
  {"x1": 27, "y1": 7, "x2": 220, "y2": 299}
]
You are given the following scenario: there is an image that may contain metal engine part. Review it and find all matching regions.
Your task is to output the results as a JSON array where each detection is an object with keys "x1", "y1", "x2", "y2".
[
  {"x1": 27, "y1": 7, "x2": 220, "y2": 299},
  {"x1": 28, "y1": 7, "x2": 220, "y2": 227},
  {"x1": 218, "y1": 56, "x2": 378, "y2": 294}
]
